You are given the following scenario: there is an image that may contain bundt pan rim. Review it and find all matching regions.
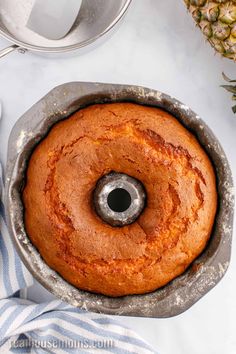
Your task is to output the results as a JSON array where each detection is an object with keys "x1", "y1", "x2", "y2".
[{"x1": 5, "y1": 82, "x2": 234, "y2": 318}]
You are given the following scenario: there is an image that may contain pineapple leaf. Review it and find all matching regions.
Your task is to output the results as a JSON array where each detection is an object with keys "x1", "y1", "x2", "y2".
[
  {"x1": 221, "y1": 85, "x2": 236, "y2": 94},
  {"x1": 222, "y1": 72, "x2": 236, "y2": 83},
  {"x1": 222, "y1": 73, "x2": 236, "y2": 114}
]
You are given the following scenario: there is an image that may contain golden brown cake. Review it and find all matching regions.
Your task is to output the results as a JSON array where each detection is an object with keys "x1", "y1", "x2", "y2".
[{"x1": 23, "y1": 103, "x2": 217, "y2": 297}]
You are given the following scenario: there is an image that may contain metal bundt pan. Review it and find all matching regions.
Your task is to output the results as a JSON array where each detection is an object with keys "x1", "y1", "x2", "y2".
[{"x1": 5, "y1": 82, "x2": 234, "y2": 318}]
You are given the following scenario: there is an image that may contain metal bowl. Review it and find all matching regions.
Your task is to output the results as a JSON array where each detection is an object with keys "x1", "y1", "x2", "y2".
[
  {"x1": 5, "y1": 82, "x2": 234, "y2": 318},
  {"x1": 0, "y1": 0, "x2": 132, "y2": 58}
]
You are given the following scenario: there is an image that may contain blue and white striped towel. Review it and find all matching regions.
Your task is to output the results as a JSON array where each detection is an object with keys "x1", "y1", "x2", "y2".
[{"x1": 0, "y1": 162, "x2": 157, "y2": 354}]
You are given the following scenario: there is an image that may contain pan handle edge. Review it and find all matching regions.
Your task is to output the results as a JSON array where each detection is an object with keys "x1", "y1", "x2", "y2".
[{"x1": 0, "y1": 44, "x2": 27, "y2": 59}]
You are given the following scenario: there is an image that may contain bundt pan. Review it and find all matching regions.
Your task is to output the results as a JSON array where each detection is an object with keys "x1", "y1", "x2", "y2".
[{"x1": 5, "y1": 82, "x2": 234, "y2": 318}]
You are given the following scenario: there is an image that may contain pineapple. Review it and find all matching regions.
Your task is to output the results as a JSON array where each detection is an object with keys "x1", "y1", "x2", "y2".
[
  {"x1": 184, "y1": 0, "x2": 236, "y2": 60},
  {"x1": 222, "y1": 73, "x2": 236, "y2": 112}
]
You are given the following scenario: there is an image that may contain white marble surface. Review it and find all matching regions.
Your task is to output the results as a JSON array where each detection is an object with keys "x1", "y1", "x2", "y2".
[{"x1": 0, "y1": 1, "x2": 236, "y2": 353}]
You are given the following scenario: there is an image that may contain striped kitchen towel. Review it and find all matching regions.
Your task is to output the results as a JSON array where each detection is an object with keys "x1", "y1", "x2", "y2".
[{"x1": 0, "y1": 161, "x2": 157, "y2": 354}]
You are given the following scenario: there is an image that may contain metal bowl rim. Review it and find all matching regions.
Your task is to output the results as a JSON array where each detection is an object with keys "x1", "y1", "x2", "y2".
[{"x1": 0, "y1": 0, "x2": 132, "y2": 53}]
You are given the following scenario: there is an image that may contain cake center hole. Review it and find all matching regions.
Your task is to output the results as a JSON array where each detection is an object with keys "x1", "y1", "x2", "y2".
[{"x1": 107, "y1": 188, "x2": 132, "y2": 213}]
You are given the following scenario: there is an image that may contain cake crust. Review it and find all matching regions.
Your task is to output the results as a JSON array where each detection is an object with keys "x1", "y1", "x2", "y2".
[{"x1": 23, "y1": 103, "x2": 217, "y2": 296}]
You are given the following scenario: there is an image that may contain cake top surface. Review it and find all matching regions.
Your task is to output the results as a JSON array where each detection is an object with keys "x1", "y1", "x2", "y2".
[{"x1": 23, "y1": 103, "x2": 217, "y2": 296}]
